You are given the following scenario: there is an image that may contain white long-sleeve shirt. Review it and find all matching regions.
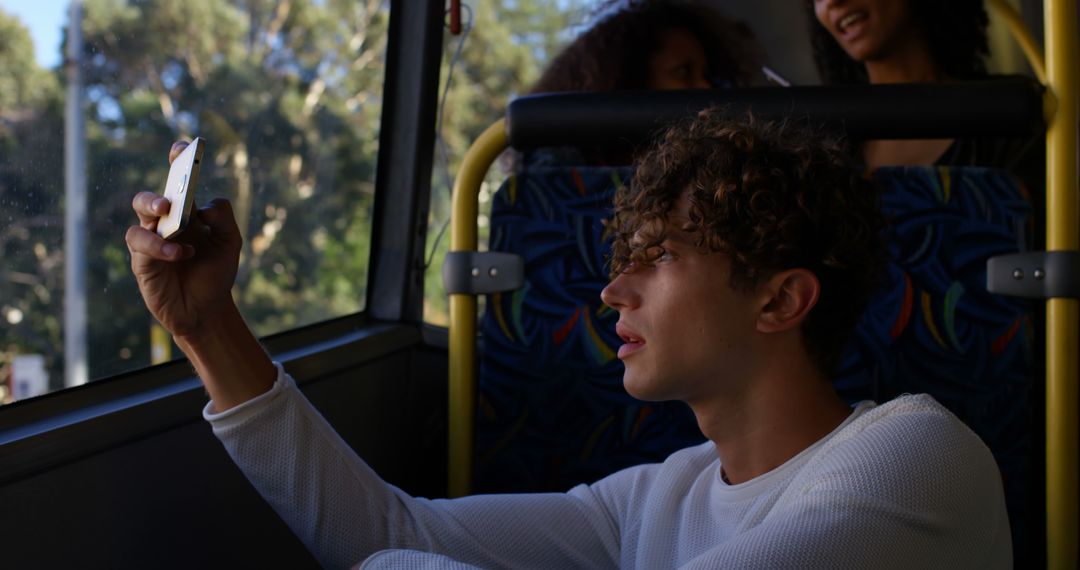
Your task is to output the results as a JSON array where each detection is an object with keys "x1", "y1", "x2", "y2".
[{"x1": 205, "y1": 364, "x2": 1012, "y2": 569}]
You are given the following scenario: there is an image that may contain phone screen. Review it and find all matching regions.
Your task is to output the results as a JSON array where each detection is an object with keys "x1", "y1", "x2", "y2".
[{"x1": 156, "y1": 138, "x2": 205, "y2": 239}]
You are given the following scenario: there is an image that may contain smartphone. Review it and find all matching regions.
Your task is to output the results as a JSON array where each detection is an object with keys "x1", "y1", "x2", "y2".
[
  {"x1": 762, "y1": 66, "x2": 792, "y2": 87},
  {"x1": 156, "y1": 137, "x2": 205, "y2": 239}
]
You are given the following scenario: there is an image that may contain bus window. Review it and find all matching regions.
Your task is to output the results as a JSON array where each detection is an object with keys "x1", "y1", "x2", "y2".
[
  {"x1": 422, "y1": 0, "x2": 594, "y2": 326},
  {"x1": 0, "y1": 1, "x2": 390, "y2": 403}
]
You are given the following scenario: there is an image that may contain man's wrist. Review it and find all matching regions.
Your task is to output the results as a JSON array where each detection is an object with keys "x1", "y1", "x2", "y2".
[
  {"x1": 173, "y1": 300, "x2": 245, "y2": 352},
  {"x1": 174, "y1": 301, "x2": 277, "y2": 412}
]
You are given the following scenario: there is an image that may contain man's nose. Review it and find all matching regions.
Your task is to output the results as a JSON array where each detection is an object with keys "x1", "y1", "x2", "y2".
[{"x1": 601, "y1": 273, "x2": 634, "y2": 311}]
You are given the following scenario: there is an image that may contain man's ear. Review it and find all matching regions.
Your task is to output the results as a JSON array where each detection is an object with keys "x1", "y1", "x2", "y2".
[{"x1": 756, "y1": 269, "x2": 820, "y2": 333}]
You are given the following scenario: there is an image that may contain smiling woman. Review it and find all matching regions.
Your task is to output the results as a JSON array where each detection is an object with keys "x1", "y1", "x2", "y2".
[
  {"x1": 817, "y1": 2, "x2": 914, "y2": 68},
  {"x1": 805, "y1": 0, "x2": 1042, "y2": 173},
  {"x1": 807, "y1": 0, "x2": 991, "y2": 85}
]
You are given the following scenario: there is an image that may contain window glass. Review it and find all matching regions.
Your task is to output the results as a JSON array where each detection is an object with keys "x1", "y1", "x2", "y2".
[
  {"x1": 423, "y1": 0, "x2": 594, "y2": 326},
  {"x1": 0, "y1": 0, "x2": 389, "y2": 403}
]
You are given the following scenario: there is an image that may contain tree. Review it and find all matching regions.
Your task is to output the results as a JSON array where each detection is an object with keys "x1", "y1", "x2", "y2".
[
  {"x1": 0, "y1": 0, "x2": 592, "y2": 399},
  {"x1": 69, "y1": 0, "x2": 394, "y2": 379},
  {"x1": 0, "y1": 10, "x2": 57, "y2": 112},
  {"x1": 423, "y1": 0, "x2": 593, "y2": 325},
  {"x1": 0, "y1": 9, "x2": 65, "y2": 396}
]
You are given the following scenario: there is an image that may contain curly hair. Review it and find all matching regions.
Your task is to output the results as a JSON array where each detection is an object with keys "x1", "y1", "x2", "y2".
[
  {"x1": 530, "y1": 0, "x2": 759, "y2": 94},
  {"x1": 806, "y1": 0, "x2": 990, "y2": 84},
  {"x1": 609, "y1": 109, "x2": 885, "y2": 375},
  {"x1": 505, "y1": 1, "x2": 760, "y2": 170}
]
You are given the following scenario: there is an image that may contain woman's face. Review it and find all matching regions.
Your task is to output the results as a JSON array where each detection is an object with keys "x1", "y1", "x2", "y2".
[
  {"x1": 648, "y1": 28, "x2": 711, "y2": 90},
  {"x1": 813, "y1": 0, "x2": 916, "y2": 63}
]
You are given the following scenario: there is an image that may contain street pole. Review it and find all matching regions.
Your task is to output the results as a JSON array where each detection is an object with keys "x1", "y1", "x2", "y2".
[{"x1": 64, "y1": 0, "x2": 87, "y2": 388}]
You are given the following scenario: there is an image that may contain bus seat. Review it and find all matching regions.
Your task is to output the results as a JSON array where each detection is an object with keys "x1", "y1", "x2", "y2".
[
  {"x1": 842, "y1": 165, "x2": 1035, "y2": 559},
  {"x1": 474, "y1": 162, "x2": 1034, "y2": 555},
  {"x1": 475, "y1": 165, "x2": 706, "y2": 493}
]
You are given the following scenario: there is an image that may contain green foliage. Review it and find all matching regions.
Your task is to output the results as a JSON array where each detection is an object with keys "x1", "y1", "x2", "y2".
[
  {"x1": 1, "y1": 0, "x2": 390, "y2": 390},
  {"x1": 0, "y1": 10, "x2": 59, "y2": 112},
  {"x1": 0, "y1": 0, "x2": 590, "y2": 398},
  {"x1": 0, "y1": 9, "x2": 66, "y2": 394},
  {"x1": 423, "y1": 0, "x2": 592, "y2": 325}
]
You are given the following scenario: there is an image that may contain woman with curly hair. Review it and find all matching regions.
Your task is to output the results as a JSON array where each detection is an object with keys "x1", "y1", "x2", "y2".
[
  {"x1": 808, "y1": 0, "x2": 1040, "y2": 172},
  {"x1": 532, "y1": 0, "x2": 758, "y2": 94},
  {"x1": 809, "y1": 0, "x2": 990, "y2": 86},
  {"x1": 513, "y1": 0, "x2": 760, "y2": 168}
]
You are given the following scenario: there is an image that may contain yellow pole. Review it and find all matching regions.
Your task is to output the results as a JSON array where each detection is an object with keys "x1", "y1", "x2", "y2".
[
  {"x1": 987, "y1": 0, "x2": 1048, "y2": 84},
  {"x1": 1044, "y1": 0, "x2": 1078, "y2": 567},
  {"x1": 150, "y1": 323, "x2": 172, "y2": 364},
  {"x1": 448, "y1": 119, "x2": 508, "y2": 498}
]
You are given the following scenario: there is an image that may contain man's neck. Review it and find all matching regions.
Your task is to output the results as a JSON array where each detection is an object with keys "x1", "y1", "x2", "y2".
[{"x1": 691, "y1": 352, "x2": 852, "y2": 485}]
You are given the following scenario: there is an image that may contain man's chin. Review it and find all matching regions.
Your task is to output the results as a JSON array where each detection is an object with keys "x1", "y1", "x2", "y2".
[{"x1": 622, "y1": 373, "x2": 671, "y2": 402}]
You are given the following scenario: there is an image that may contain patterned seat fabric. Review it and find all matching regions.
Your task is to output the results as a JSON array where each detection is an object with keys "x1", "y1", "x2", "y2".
[
  {"x1": 475, "y1": 164, "x2": 1032, "y2": 554},
  {"x1": 842, "y1": 165, "x2": 1034, "y2": 559},
  {"x1": 475, "y1": 166, "x2": 704, "y2": 494}
]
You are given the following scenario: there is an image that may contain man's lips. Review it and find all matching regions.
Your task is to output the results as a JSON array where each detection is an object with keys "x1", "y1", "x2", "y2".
[{"x1": 616, "y1": 323, "x2": 645, "y2": 359}]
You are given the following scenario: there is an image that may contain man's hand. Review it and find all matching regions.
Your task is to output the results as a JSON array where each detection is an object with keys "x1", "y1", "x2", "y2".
[
  {"x1": 125, "y1": 140, "x2": 275, "y2": 411},
  {"x1": 125, "y1": 141, "x2": 242, "y2": 341}
]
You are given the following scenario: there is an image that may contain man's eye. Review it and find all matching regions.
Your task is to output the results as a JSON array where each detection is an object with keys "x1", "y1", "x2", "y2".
[
  {"x1": 615, "y1": 258, "x2": 637, "y2": 274},
  {"x1": 656, "y1": 247, "x2": 674, "y2": 262}
]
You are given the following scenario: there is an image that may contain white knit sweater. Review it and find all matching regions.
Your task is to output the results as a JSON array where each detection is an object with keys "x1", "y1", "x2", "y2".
[{"x1": 205, "y1": 364, "x2": 1012, "y2": 569}]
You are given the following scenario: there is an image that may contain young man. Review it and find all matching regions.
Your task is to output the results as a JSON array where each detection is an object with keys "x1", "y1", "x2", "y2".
[{"x1": 126, "y1": 110, "x2": 1011, "y2": 568}]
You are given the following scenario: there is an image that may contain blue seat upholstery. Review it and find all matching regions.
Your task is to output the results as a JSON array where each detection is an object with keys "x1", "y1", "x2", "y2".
[
  {"x1": 475, "y1": 166, "x2": 705, "y2": 493},
  {"x1": 841, "y1": 165, "x2": 1035, "y2": 559},
  {"x1": 475, "y1": 163, "x2": 1033, "y2": 554}
]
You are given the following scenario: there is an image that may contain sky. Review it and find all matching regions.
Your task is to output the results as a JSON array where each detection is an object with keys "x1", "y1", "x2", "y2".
[{"x1": 1, "y1": 0, "x2": 70, "y2": 69}]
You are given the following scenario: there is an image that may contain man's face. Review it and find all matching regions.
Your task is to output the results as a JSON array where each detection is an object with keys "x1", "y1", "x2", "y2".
[{"x1": 600, "y1": 195, "x2": 762, "y2": 406}]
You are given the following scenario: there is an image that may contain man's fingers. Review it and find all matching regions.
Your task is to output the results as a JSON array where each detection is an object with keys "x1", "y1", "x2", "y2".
[
  {"x1": 132, "y1": 191, "x2": 170, "y2": 229},
  {"x1": 169, "y1": 140, "x2": 189, "y2": 165},
  {"x1": 125, "y1": 225, "x2": 192, "y2": 261},
  {"x1": 196, "y1": 198, "x2": 240, "y2": 238}
]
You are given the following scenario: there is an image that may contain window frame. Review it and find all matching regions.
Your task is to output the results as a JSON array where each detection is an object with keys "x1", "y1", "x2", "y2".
[{"x1": 0, "y1": 0, "x2": 445, "y2": 485}]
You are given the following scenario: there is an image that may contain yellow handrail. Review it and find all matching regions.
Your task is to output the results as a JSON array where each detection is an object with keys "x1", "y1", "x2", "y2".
[
  {"x1": 988, "y1": 0, "x2": 1048, "y2": 85},
  {"x1": 447, "y1": 119, "x2": 508, "y2": 498},
  {"x1": 444, "y1": 15, "x2": 1078, "y2": 555},
  {"x1": 1043, "y1": 0, "x2": 1078, "y2": 567}
]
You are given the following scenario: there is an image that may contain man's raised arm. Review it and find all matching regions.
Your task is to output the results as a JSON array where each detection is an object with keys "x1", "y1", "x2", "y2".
[{"x1": 125, "y1": 141, "x2": 275, "y2": 412}]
